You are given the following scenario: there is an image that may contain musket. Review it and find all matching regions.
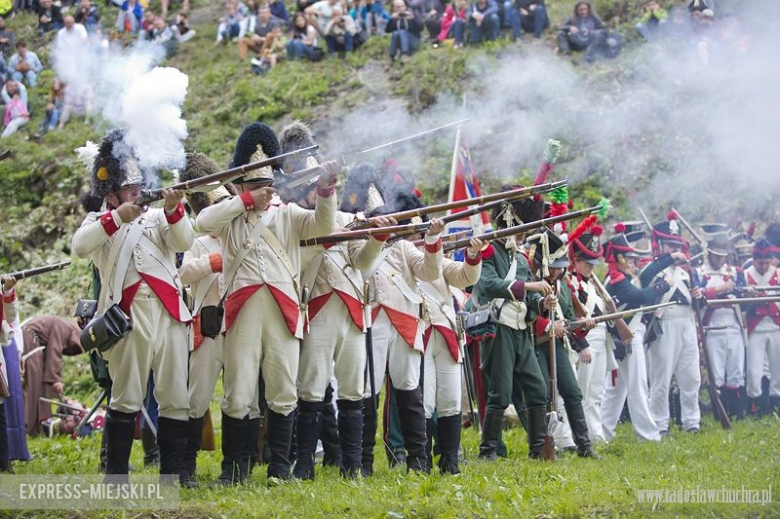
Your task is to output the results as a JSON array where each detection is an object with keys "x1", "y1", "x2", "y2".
[
  {"x1": 590, "y1": 275, "x2": 635, "y2": 343},
  {"x1": 73, "y1": 389, "x2": 107, "y2": 438},
  {"x1": 564, "y1": 301, "x2": 679, "y2": 332},
  {"x1": 444, "y1": 203, "x2": 606, "y2": 252},
  {"x1": 671, "y1": 207, "x2": 705, "y2": 245},
  {"x1": 346, "y1": 180, "x2": 568, "y2": 230},
  {"x1": 280, "y1": 119, "x2": 471, "y2": 190},
  {"x1": 134, "y1": 145, "x2": 319, "y2": 206},
  {"x1": 638, "y1": 207, "x2": 653, "y2": 231},
  {"x1": 2, "y1": 260, "x2": 71, "y2": 281},
  {"x1": 40, "y1": 397, "x2": 85, "y2": 414},
  {"x1": 541, "y1": 277, "x2": 558, "y2": 461},
  {"x1": 411, "y1": 229, "x2": 471, "y2": 247},
  {"x1": 457, "y1": 313, "x2": 480, "y2": 433},
  {"x1": 301, "y1": 195, "x2": 517, "y2": 247},
  {"x1": 363, "y1": 280, "x2": 378, "y2": 419},
  {"x1": 705, "y1": 295, "x2": 780, "y2": 306},
  {"x1": 689, "y1": 274, "x2": 731, "y2": 430}
]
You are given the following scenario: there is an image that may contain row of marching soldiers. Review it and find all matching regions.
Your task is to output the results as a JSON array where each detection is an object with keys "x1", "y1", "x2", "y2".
[{"x1": 67, "y1": 120, "x2": 780, "y2": 487}]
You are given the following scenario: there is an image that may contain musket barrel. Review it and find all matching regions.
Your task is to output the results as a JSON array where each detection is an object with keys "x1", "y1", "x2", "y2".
[
  {"x1": 3, "y1": 260, "x2": 71, "y2": 280},
  {"x1": 135, "y1": 145, "x2": 319, "y2": 206},
  {"x1": 705, "y1": 296, "x2": 780, "y2": 306},
  {"x1": 444, "y1": 204, "x2": 599, "y2": 252}
]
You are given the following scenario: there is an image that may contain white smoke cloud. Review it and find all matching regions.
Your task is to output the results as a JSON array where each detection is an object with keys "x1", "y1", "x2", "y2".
[
  {"x1": 313, "y1": 0, "x2": 780, "y2": 223},
  {"x1": 52, "y1": 36, "x2": 188, "y2": 171}
]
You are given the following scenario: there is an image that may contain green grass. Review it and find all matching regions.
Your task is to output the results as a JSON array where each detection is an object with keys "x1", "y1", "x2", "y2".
[{"x1": 4, "y1": 414, "x2": 779, "y2": 518}]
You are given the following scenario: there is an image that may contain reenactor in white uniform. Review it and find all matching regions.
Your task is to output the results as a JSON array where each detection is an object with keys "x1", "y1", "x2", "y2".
[
  {"x1": 177, "y1": 152, "x2": 235, "y2": 486},
  {"x1": 566, "y1": 225, "x2": 615, "y2": 443},
  {"x1": 196, "y1": 123, "x2": 338, "y2": 482},
  {"x1": 276, "y1": 123, "x2": 389, "y2": 480},
  {"x1": 72, "y1": 129, "x2": 195, "y2": 481},
  {"x1": 644, "y1": 213, "x2": 702, "y2": 435},
  {"x1": 360, "y1": 190, "x2": 444, "y2": 476},
  {"x1": 695, "y1": 228, "x2": 747, "y2": 418},
  {"x1": 419, "y1": 236, "x2": 483, "y2": 474},
  {"x1": 743, "y1": 238, "x2": 780, "y2": 414}
]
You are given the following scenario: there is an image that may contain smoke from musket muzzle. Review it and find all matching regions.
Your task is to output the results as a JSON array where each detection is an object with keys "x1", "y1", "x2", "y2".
[
  {"x1": 313, "y1": 0, "x2": 780, "y2": 221},
  {"x1": 52, "y1": 37, "x2": 188, "y2": 173}
]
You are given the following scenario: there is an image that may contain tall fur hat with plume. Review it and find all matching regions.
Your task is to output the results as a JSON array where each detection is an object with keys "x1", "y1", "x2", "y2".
[
  {"x1": 339, "y1": 162, "x2": 387, "y2": 215},
  {"x1": 278, "y1": 121, "x2": 321, "y2": 203},
  {"x1": 88, "y1": 129, "x2": 145, "y2": 199},
  {"x1": 180, "y1": 152, "x2": 236, "y2": 216},
  {"x1": 368, "y1": 189, "x2": 428, "y2": 225},
  {"x1": 490, "y1": 185, "x2": 545, "y2": 230},
  {"x1": 230, "y1": 122, "x2": 282, "y2": 184}
]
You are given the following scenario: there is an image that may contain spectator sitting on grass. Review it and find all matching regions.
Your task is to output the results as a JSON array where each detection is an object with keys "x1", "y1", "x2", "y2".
[
  {"x1": 0, "y1": 0, "x2": 11, "y2": 19},
  {"x1": 386, "y1": 0, "x2": 422, "y2": 63},
  {"x1": 36, "y1": 79, "x2": 65, "y2": 137},
  {"x1": 504, "y1": 0, "x2": 549, "y2": 40},
  {"x1": 237, "y1": 5, "x2": 280, "y2": 60},
  {"x1": 8, "y1": 41, "x2": 42, "y2": 88},
  {"x1": 635, "y1": 0, "x2": 667, "y2": 41},
  {"x1": 662, "y1": 5, "x2": 691, "y2": 41},
  {"x1": 38, "y1": 0, "x2": 64, "y2": 35},
  {"x1": 1, "y1": 76, "x2": 26, "y2": 105},
  {"x1": 324, "y1": 3, "x2": 357, "y2": 57},
  {"x1": 557, "y1": 1, "x2": 621, "y2": 62},
  {"x1": 116, "y1": 0, "x2": 143, "y2": 36},
  {"x1": 2, "y1": 80, "x2": 29, "y2": 138},
  {"x1": 408, "y1": 0, "x2": 444, "y2": 42},
  {"x1": 286, "y1": 11, "x2": 319, "y2": 61},
  {"x1": 438, "y1": 0, "x2": 468, "y2": 47},
  {"x1": 216, "y1": 1, "x2": 244, "y2": 44},
  {"x1": 268, "y1": 0, "x2": 289, "y2": 26},
  {"x1": 0, "y1": 16, "x2": 15, "y2": 56},
  {"x1": 149, "y1": 15, "x2": 179, "y2": 56},
  {"x1": 74, "y1": 0, "x2": 101, "y2": 33},
  {"x1": 306, "y1": 0, "x2": 341, "y2": 37},
  {"x1": 56, "y1": 16, "x2": 88, "y2": 48},
  {"x1": 161, "y1": 0, "x2": 190, "y2": 19},
  {"x1": 251, "y1": 24, "x2": 286, "y2": 73},
  {"x1": 350, "y1": 0, "x2": 390, "y2": 36},
  {"x1": 173, "y1": 11, "x2": 196, "y2": 42},
  {"x1": 468, "y1": 0, "x2": 499, "y2": 44}
]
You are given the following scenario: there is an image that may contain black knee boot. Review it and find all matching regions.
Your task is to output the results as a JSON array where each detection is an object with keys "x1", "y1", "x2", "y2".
[
  {"x1": 141, "y1": 425, "x2": 159, "y2": 468},
  {"x1": 104, "y1": 409, "x2": 137, "y2": 475},
  {"x1": 321, "y1": 385, "x2": 342, "y2": 467},
  {"x1": 158, "y1": 417, "x2": 189, "y2": 485},
  {"x1": 336, "y1": 399, "x2": 363, "y2": 478},
  {"x1": 293, "y1": 401, "x2": 323, "y2": 480},
  {"x1": 566, "y1": 404, "x2": 602, "y2": 459},
  {"x1": 526, "y1": 406, "x2": 547, "y2": 460},
  {"x1": 245, "y1": 416, "x2": 260, "y2": 479},
  {"x1": 437, "y1": 415, "x2": 461, "y2": 475},
  {"x1": 361, "y1": 397, "x2": 377, "y2": 477},
  {"x1": 394, "y1": 387, "x2": 429, "y2": 473},
  {"x1": 478, "y1": 409, "x2": 504, "y2": 461},
  {"x1": 0, "y1": 403, "x2": 11, "y2": 473},
  {"x1": 182, "y1": 416, "x2": 204, "y2": 486},
  {"x1": 424, "y1": 418, "x2": 435, "y2": 471},
  {"x1": 216, "y1": 413, "x2": 248, "y2": 486},
  {"x1": 266, "y1": 409, "x2": 295, "y2": 480},
  {"x1": 98, "y1": 430, "x2": 108, "y2": 473}
]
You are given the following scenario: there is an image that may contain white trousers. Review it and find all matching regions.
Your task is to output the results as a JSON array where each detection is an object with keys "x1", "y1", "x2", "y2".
[
  {"x1": 422, "y1": 328, "x2": 461, "y2": 419},
  {"x1": 648, "y1": 314, "x2": 701, "y2": 431},
  {"x1": 705, "y1": 328, "x2": 745, "y2": 389},
  {"x1": 600, "y1": 321, "x2": 660, "y2": 441},
  {"x1": 746, "y1": 321, "x2": 780, "y2": 398},
  {"x1": 298, "y1": 296, "x2": 366, "y2": 403},
  {"x1": 104, "y1": 285, "x2": 189, "y2": 421},
  {"x1": 364, "y1": 310, "x2": 422, "y2": 397},
  {"x1": 576, "y1": 324, "x2": 608, "y2": 443},
  {"x1": 223, "y1": 287, "x2": 298, "y2": 418}
]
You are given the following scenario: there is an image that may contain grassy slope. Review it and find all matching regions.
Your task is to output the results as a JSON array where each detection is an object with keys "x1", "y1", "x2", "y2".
[{"x1": 6, "y1": 415, "x2": 780, "y2": 518}]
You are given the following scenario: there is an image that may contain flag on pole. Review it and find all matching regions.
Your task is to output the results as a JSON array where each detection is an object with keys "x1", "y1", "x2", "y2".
[{"x1": 447, "y1": 129, "x2": 490, "y2": 235}]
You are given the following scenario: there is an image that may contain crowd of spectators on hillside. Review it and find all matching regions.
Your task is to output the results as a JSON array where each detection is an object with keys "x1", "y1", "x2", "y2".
[{"x1": 0, "y1": 0, "x2": 749, "y2": 139}]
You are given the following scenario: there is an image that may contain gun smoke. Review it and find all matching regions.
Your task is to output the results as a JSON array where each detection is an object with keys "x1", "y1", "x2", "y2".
[
  {"x1": 52, "y1": 38, "x2": 188, "y2": 172},
  {"x1": 314, "y1": 0, "x2": 779, "y2": 225}
]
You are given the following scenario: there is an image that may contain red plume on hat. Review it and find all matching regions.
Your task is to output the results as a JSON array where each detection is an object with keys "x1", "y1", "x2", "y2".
[
  {"x1": 614, "y1": 222, "x2": 626, "y2": 234},
  {"x1": 532, "y1": 139, "x2": 562, "y2": 202}
]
